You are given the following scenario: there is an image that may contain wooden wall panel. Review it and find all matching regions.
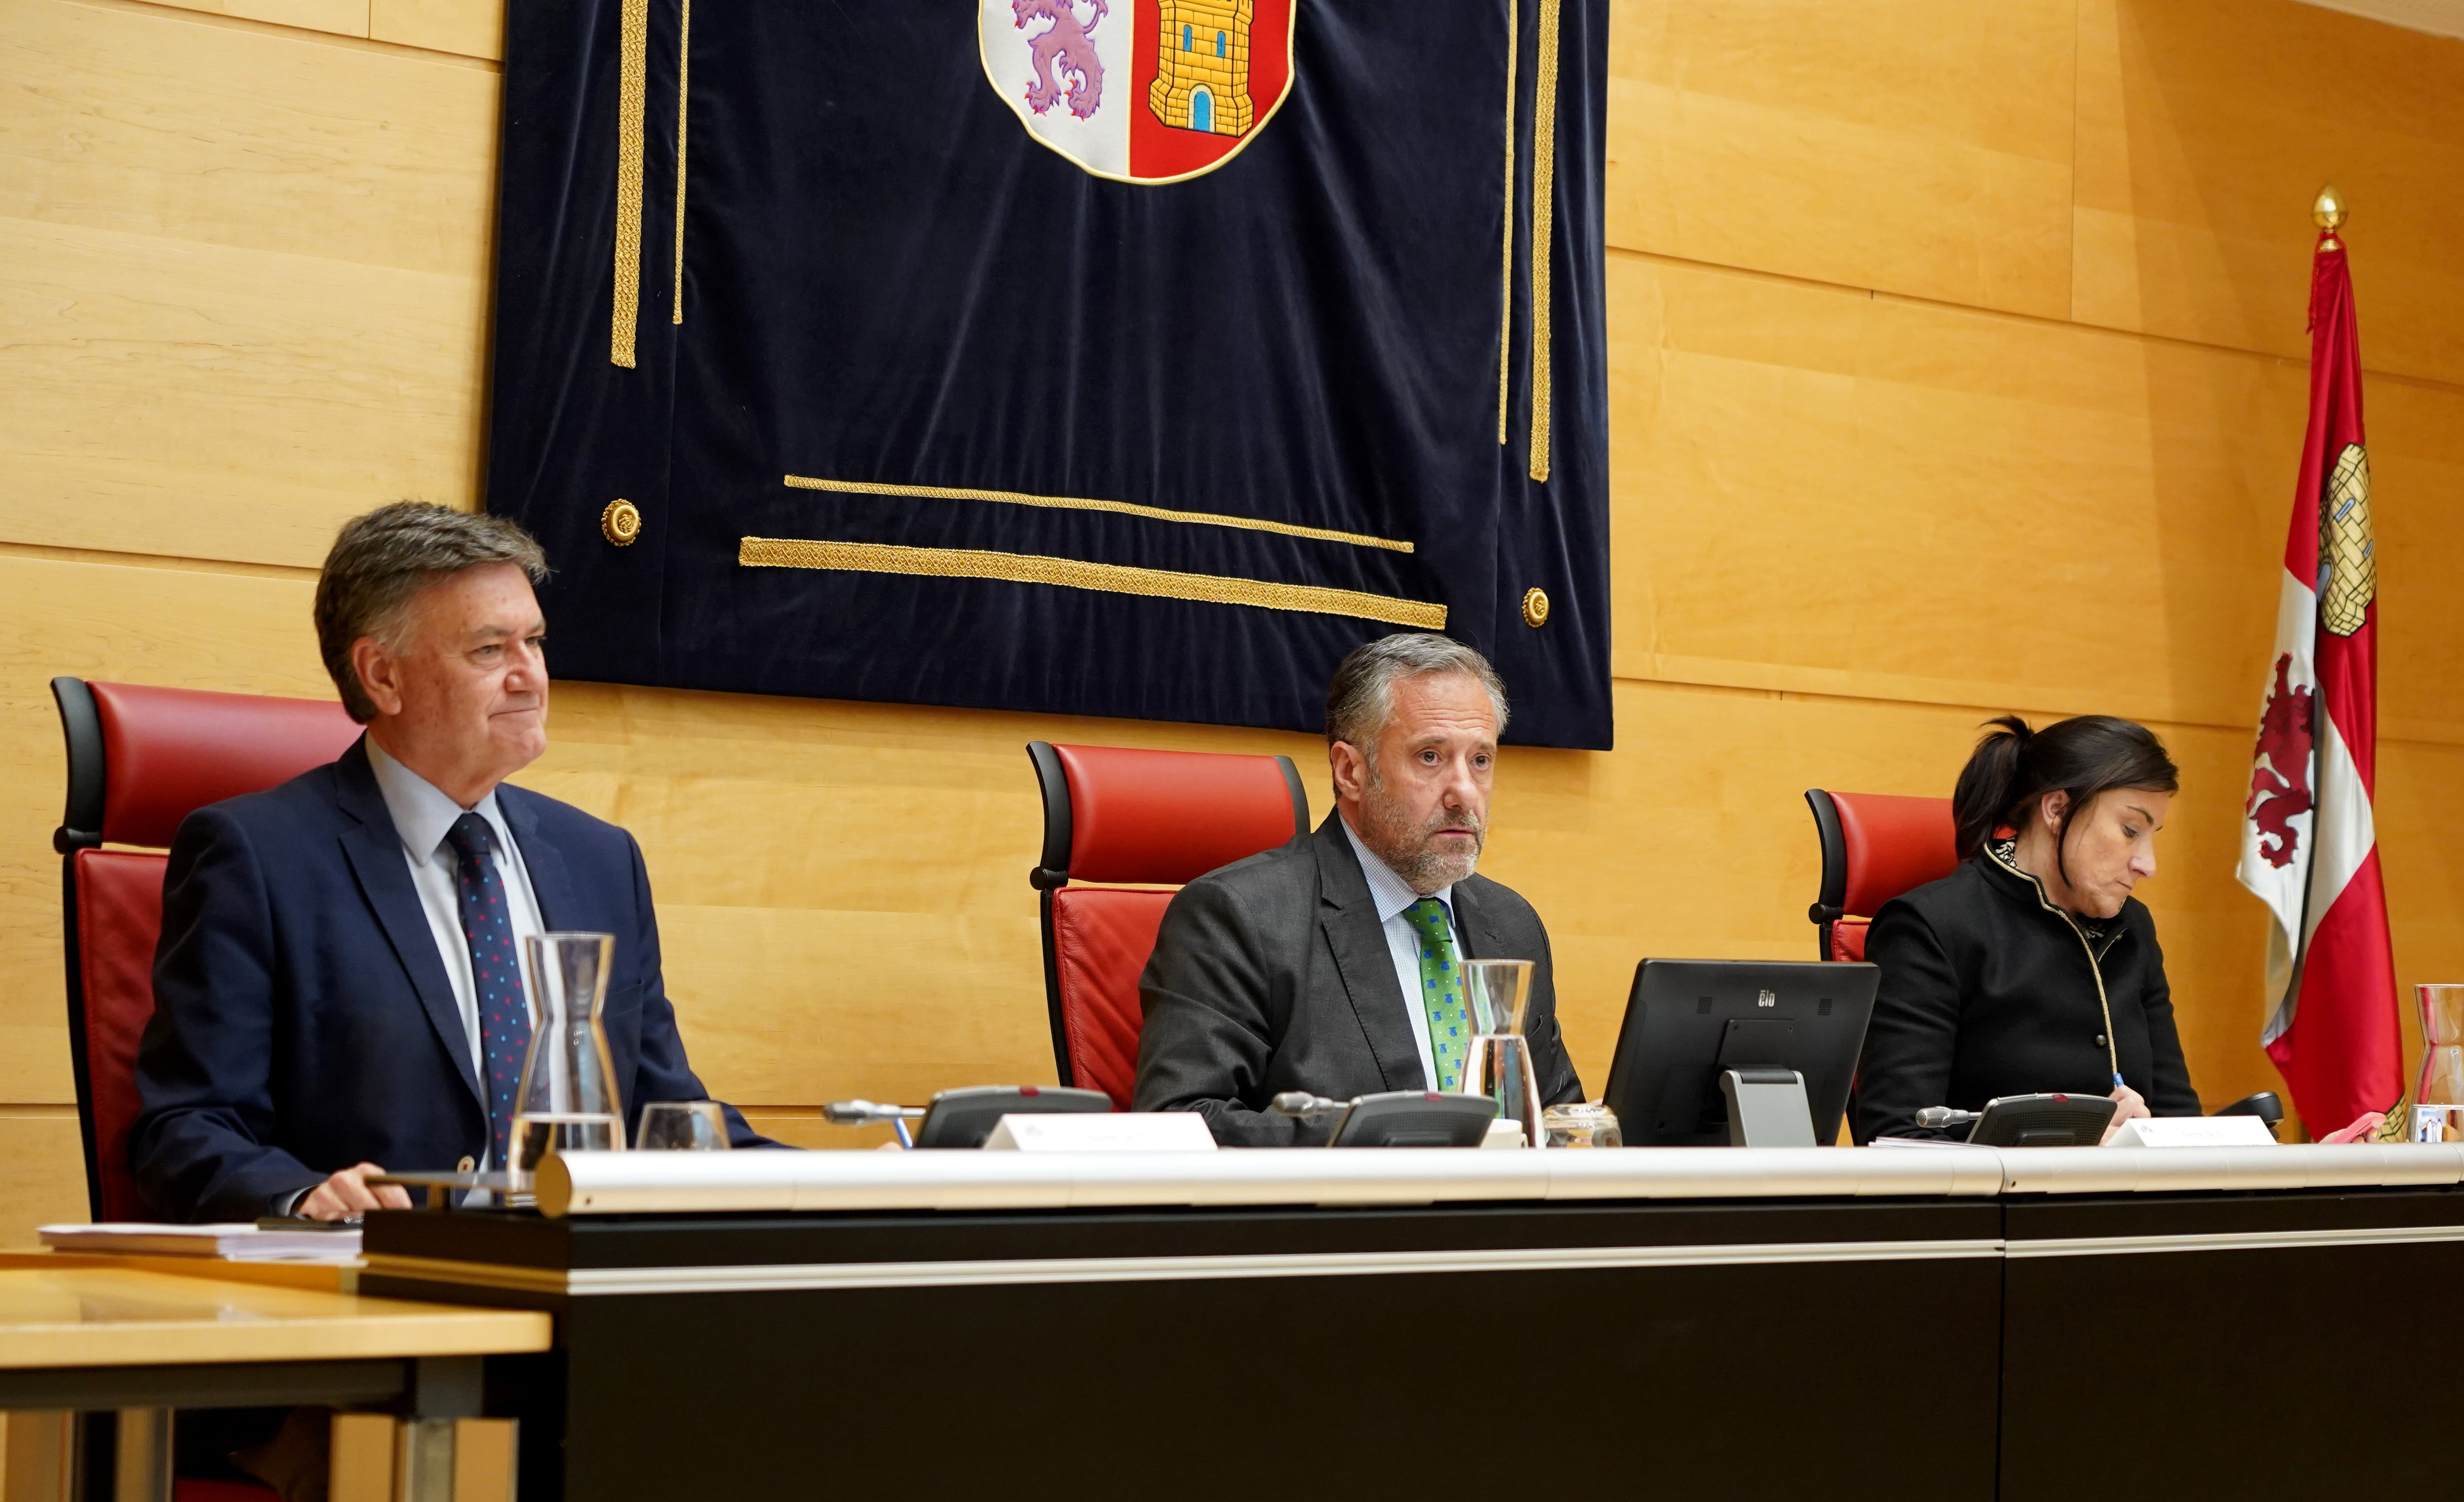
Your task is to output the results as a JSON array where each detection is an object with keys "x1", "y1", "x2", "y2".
[
  {"x1": 0, "y1": 0, "x2": 497, "y2": 275},
  {"x1": 0, "y1": 216, "x2": 489, "y2": 568},
  {"x1": 1609, "y1": 251, "x2": 2310, "y2": 726},
  {"x1": 0, "y1": 0, "x2": 496, "y2": 571},
  {"x1": 2379, "y1": 739, "x2": 2464, "y2": 1056},
  {"x1": 2363, "y1": 372, "x2": 2464, "y2": 741},
  {"x1": 1607, "y1": 0, "x2": 2078, "y2": 317},
  {"x1": 138, "y1": 0, "x2": 370, "y2": 42},
  {"x1": 5, "y1": 0, "x2": 2464, "y2": 1240},
  {"x1": 371, "y1": 0, "x2": 504, "y2": 61},
  {"x1": 2073, "y1": 0, "x2": 2464, "y2": 384},
  {"x1": 0, "y1": 1113, "x2": 92, "y2": 1245}
]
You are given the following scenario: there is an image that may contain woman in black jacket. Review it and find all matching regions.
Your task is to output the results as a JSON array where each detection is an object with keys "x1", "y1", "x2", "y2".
[{"x1": 1853, "y1": 715, "x2": 2202, "y2": 1143}]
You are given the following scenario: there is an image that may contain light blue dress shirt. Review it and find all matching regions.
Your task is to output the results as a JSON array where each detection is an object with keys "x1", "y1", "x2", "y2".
[
  {"x1": 1338, "y1": 815, "x2": 1464, "y2": 1089},
  {"x1": 364, "y1": 737, "x2": 547, "y2": 1174}
]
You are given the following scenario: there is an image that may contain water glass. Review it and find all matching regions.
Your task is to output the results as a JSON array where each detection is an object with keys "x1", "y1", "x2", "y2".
[
  {"x1": 512, "y1": 932, "x2": 626, "y2": 1177},
  {"x1": 637, "y1": 1100, "x2": 731, "y2": 1151},
  {"x1": 2413, "y1": 985, "x2": 2464, "y2": 1143},
  {"x1": 1461, "y1": 959, "x2": 1544, "y2": 1147}
]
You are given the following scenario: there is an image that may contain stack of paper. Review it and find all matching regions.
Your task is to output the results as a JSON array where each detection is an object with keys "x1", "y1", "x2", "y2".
[{"x1": 38, "y1": 1222, "x2": 362, "y2": 1262}]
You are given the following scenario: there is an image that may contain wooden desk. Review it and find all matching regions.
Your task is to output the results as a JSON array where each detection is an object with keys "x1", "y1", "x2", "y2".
[
  {"x1": 0, "y1": 1267, "x2": 548, "y2": 1387},
  {"x1": 0, "y1": 1250, "x2": 352, "y2": 1295},
  {"x1": 0, "y1": 1263, "x2": 551, "y2": 1501}
]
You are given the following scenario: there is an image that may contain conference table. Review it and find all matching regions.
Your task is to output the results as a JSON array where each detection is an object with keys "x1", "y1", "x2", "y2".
[
  {"x1": 0, "y1": 1256, "x2": 550, "y2": 1499},
  {"x1": 352, "y1": 1142, "x2": 2464, "y2": 1502}
]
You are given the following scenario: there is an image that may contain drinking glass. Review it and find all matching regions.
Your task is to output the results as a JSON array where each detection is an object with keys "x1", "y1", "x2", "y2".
[
  {"x1": 2413, "y1": 985, "x2": 2464, "y2": 1143},
  {"x1": 637, "y1": 1100, "x2": 731, "y2": 1151},
  {"x1": 1543, "y1": 1101, "x2": 1623, "y2": 1149},
  {"x1": 511, "y1": 932, "x2": 626, "y2": 1177},
  {"x1": 1460, "y1": 958, "x2": 1545, "y2": 1147}
]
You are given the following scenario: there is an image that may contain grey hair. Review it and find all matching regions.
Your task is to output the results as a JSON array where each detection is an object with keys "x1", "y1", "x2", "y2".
[
  {"x1": 1324, "y1": 632, "x2": 1510, "y2": 754},
  {"x1": 313, "y1": 502, "x2": 549, "y2": 722}
]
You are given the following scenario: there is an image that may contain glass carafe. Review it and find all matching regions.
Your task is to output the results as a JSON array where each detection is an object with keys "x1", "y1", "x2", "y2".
[
  {"x1": 2412, "y1": 985, "x2": 2464, "y2": 1143},
  {"x1": 1460, "y1": 958, "x2": 1545, "y2": 1147},
  {"x1": 511, "y1": 932, "x2": 626, "y2": 1176}
]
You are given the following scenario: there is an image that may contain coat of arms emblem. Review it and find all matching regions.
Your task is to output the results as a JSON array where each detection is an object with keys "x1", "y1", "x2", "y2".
[{"x1": 979, "y1": 0, "x2": 1298, "y2": 183}]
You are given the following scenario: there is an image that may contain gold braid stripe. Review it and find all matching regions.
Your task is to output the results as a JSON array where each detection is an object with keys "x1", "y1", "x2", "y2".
[
  {"x1": 784, "y1": 474, "x2": 1414, "y2": 553},
  {"x1": 1527, "y1": 0, "x2": 1561, "y2": 481},
  {"x1": 670, "y1": 0, "x2": 690, "y2": 325},
  {"x1": 1497, "y1": 0, "x2": 1518, "y2": 446},
  {"x1": 739, "y1": 538, "x2": 1448, "y2": 630},
  {"x1": 610, "y1": 0, "x2": 650, "y2": 367}
]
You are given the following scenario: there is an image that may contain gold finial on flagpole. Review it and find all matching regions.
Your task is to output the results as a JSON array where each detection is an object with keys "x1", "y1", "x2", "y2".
[{"x1": 2313, "y1": 184, "x2": 2346, "y2": 250}]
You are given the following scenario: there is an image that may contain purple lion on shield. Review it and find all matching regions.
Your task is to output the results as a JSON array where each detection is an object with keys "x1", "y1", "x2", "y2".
[{"x1": 1012, "y1": 0, "x2": 1107, "y2": 120}]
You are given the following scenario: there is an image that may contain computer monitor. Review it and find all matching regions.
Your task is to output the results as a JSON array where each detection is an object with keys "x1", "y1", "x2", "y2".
[{"x1": 1602, "y1": 959, "x2": 1880, "y2": 1146}]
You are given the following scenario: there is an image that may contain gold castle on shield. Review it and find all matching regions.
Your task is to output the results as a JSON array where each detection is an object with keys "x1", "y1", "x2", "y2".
[{"x1": 1149, "y1": 0, "x2": 1255, "y2": 136}]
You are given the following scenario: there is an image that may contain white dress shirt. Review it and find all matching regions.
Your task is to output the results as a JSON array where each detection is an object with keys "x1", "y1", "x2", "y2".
[
  {"x1": 365, "y1": 737, "x2": 547, "y2": 1171},
  {"x1": 1338, "y1": 815, "x2": 1465, "y2": 1088}
]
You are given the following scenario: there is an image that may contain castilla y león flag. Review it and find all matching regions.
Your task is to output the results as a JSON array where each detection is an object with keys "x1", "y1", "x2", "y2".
[{"x1": 2236, "y1": 224, "x2": 2400, "y2": 1133}]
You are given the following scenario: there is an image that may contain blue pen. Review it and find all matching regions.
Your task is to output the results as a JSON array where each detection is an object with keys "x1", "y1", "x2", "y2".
[{"x1": 2112, "y1": 1071, "x2": 2128, "y2": 1092}]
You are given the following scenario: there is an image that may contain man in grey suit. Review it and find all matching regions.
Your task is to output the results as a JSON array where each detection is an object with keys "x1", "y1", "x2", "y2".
[{"x1": 1133, "y1": 633, "x2": 1584, "y2": 1144}]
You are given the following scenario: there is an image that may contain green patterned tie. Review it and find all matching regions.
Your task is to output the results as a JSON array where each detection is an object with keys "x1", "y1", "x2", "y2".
[{"x1": 1402, "y1": 898, "x2": 1472, "y2": 1092}]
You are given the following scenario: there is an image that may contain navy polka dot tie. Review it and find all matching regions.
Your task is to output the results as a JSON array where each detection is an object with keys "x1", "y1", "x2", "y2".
[{"x1": 444, "y1": 813, "x2": 531, "y2": 1169}]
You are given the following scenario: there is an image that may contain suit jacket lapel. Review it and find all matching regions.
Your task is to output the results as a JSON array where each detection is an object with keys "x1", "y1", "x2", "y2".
[
  {"x1": 1313, "y1": 817, "x2": 1426, "y2": 1092},
  {"x1": 1453, "y1": 881, "x2": 1499, "y2": 961},
  {"x1": 332, "y1": 740, "x2": 484, "y2": 1112},
  {"x1": 497, "y1": 787, "x2": 577, "y2": 931}
]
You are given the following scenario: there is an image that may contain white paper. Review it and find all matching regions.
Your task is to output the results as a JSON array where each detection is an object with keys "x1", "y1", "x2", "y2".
[
  {"x1": 2106, "y1": 1116, "x2": 2279, "y2": 1149},
  {"x1": 38, "y1": 1222, "x2": 362, "y2": 1261},
  {"x1": 981, "y1": 1112, "x2": 1219, "y2": 1153}
]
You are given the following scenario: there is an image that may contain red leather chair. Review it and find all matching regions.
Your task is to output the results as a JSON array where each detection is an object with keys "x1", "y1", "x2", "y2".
[
  {"x1": 1803, "y1": 790, "x2": 1959, "y2": 962},
  {"x1": 1027, "y1": 743, "x2": 1310, "y2": 1109},
  {"x1": 52, "y1": 679, "x2": 361, "y2": 1221}
]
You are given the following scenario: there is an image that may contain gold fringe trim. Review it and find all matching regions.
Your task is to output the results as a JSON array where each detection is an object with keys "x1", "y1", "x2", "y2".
[
  {"x1": 1496, "y1": 0, "x2": 1518, "y2": 446},
  {"x1": 738, "y1": 538, "x2": 1447, "y2": 630},
  {"x1": 671, "y1": 0, "x2": 691, "y2": 325},
  {"x1": 1527, "y1": 0, "x2": 1561, "y2": 481},
  {"x1": 783, "y1": 474, "x2": 1414, "y2": 553},
  {"x1": 610, "y1": 0, "x2": 650, "y2": 367}
]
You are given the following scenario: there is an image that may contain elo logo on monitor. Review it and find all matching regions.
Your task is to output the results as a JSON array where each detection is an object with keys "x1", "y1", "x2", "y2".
[{"x1": 1757, "y1": 990, "x2": 1778, "y2": 1008}]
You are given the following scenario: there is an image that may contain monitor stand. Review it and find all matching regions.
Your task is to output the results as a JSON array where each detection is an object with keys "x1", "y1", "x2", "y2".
[{"x1": 1720, "y1": 1068, "x2": 1816, "y2": 1147}]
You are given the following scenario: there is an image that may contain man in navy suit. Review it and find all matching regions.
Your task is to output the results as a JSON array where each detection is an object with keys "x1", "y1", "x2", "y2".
[{"x1": 134, "y1": 502, "x2": 765, "y2": 1223}]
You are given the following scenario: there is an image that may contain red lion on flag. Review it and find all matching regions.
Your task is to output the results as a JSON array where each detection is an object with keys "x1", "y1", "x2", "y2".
[
  {"x1": 1014, "y1": 0, "x2": 1107, "y2": 120},
  {"x1": 2245, "y1": 652, "x2": 2314, "y2": 869}
]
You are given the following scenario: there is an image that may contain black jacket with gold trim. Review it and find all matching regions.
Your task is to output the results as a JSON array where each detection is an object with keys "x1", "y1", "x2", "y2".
[{"x1": 1852, "y1": 843, "x2": 2201, "y2": 1143}]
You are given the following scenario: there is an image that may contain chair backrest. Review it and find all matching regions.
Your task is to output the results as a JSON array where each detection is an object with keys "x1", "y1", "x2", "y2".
[
  {"x1": 1803, "y1": 789, "x2": 1959, "y2": 963},
  {"x1": 1027, "y1": 743, "x2": 1309, "y2": 1108},
  {"x1": 52, "y1": 679, "x2": 361, "y2": 1220}
]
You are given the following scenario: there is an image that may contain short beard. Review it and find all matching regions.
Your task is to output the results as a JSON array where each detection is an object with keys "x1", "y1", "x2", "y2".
[{"x1": 1359, "y1": 760, "x2": 1484, "y2": 895}]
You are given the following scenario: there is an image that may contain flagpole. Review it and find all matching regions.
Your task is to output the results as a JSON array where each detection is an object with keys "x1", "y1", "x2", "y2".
[
  {"x1": 2313, "y1": 183, "x2": 2345, "y2": 252},
  {"x1": 2238, "y1": 182, "x2": 2403, "y2": 1139}
]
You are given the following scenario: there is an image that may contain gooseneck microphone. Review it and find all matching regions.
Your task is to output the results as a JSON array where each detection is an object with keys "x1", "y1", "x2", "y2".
[
  {"x1": 1270, "y1": 1092, "x2": 1351, "y2": 1122},
  {"x1": 1914, "y1": 1106, "x2": 1981, "y2": 1131},
  {"x1": 822, "y1": 1099, "x2": 927, "y2": 1125}
]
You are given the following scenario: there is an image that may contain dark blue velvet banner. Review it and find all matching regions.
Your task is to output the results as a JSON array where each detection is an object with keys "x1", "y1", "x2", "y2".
[{"x1": 487, "y1": 0, "x2": 1611, "y2": 747}]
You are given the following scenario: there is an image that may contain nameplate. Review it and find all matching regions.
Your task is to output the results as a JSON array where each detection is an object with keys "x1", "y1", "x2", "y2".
[
  {"x1": 2107, "y1": 1116, "x2": 2278, "y2": 1149},
  {"x1": 982, "y1": 1112, "x2": 1219, "y2": 1153}
]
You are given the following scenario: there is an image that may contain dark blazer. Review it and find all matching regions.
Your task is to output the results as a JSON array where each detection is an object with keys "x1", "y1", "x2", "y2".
[
  {"x1": 1132, "y1": 813, "x2": 1583, "y2": 1145},
  {"x1": 133, "y1": 737, "x2": 764, "y2": 1222},
  {"x1": 1853, "y1": 842, "x2": 2201, "y2": 1142}
]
